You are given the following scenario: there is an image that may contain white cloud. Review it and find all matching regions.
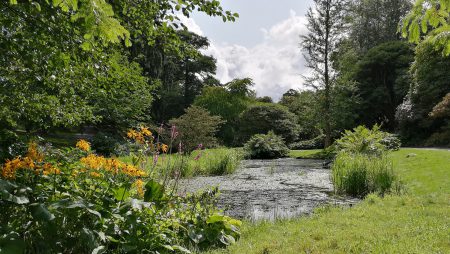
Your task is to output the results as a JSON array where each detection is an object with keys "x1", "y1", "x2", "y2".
[{"x1": 185, "y1": 10, "x2": 309, "y2": 101}]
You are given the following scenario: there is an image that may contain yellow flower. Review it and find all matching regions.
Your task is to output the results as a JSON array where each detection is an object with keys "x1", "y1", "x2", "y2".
[
  {"x1": 134, "y1": 179, "x2": 145, "y2": 197},
  {"x1": 141, "y1": 127, "x2": 152, "y2": 137},
  {"x1": 76, "y1": 139, "x2": 91, "y2": 152},
  {"x1": 1, "y1": 156, "x2": 38, "y2": 179},
  {"x1": 161, "y1": 144, "x2": 169, "y2": 153},
  {"x1": 80, "y1": 154, "x2": 105, "y2": 170},
  {"x1": 27, "y1": 141, "x2": 44, "y2": 162},
  {"x1": 79, "y1": 155, "x2": 146, "y2": 178},
  {"x1": 90, "y1": 172, "x2": 102, "y2": 178},
  {"x1": 127, "y1": 129, "x2": 138, "y2": 139},
  {"x1": 42, "y1": 163, "x2": 60, "y2": 175}
]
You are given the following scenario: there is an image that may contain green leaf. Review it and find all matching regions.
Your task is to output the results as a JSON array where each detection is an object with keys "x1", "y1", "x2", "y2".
[
  {"x1": 113, "y1": 187, "x2": 130, "y2": 201},
  {"x1": 143, "y1": 180, "x2": 164, "y2": 203},
  {"x1": 31, "y1": 203, "x2": 55, "y2": 221},
  {"x1": 219, "y1": 234, "x2": 235, "y2": 245},
  {"x1": 172, "y1": 245, "x2": 192, "y2": 253},
  {"x1": 206, "y1": 214, "x2": 225, "y2": 224},
  {"x1": 31, "y1": 2, "x2": 41, "y2": 11},
  {"x1": 92, "y1": 246, "x2": 106, "y2": 254}
]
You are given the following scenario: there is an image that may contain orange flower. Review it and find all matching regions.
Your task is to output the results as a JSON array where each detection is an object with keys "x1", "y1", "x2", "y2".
[
  {"x1": 161, "y1": 144, "x2": 169, "y2": 153},
  {"x1": 141, "y1": 127, "x2": 152, "y2": 137},
  {"x1": 90, "y1": 172, "x2": 102, "y2": 178},
  {"x1": 42, "y1": 163, "x2": 60, "y2": 175},
  {"x1": 127, "y1": 129, "x2": 138, "y2": 139},
  {"x1": 27, "y1": 141, "x2": 44, "y2": 162},
  {"x1": 80, "y1": 155, "x2": 146, "y2": 177},
  {"x1": 134, "y1": 179, "x2": 145, "y2": 197},
  {"x1": 76, "y1": 139, "x2": 91, "y2": 152}
]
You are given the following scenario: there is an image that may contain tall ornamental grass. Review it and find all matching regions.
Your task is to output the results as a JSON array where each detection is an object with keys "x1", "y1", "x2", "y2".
[
  {"x1": 185, "y1": 148, "x2": 243, "y2": 176},
  {"x1": 332, "y1": 152, "x2": 396, "y2": 197}
]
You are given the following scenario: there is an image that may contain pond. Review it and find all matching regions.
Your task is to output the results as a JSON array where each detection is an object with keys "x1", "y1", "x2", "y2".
[{"x1": 178, "y1": 158, "x2": 359, "y2": 221}]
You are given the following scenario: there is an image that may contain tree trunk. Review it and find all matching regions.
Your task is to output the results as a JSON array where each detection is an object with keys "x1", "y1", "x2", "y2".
[{"x1": 324, "y1": 1, "x2": 332, "y2": 148}]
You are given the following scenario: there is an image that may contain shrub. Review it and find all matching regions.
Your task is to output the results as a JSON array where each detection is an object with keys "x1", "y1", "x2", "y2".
[
  {"x1": 91, "y1": 132, "x2": 122, "y2": 156},
  {"x1": 244, "y1": 131, "x2": 289, "y2": 159},
  {"x1": 336, "y1": 125, "x2": 401, "y2": 156},
  {"x1": 332, "y1": 152, "x2": 396, "y2": 197},
  {"x1": 170, "y1": 106, "x2": 225, "y2": 153},
  {"x1": 289, "y1": 134, "x2": 325, "y2": 150},
  {"x1": 238, "y1": 104, "x2": 300, "y2": 144},
  {"x1": 380, "y1": 133, "x2": 401, "y2": 151}
]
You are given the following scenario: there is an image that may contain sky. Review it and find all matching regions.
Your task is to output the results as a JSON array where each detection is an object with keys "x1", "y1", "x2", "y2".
[{"x1": 183, "y1": 0, "x2": 314, "y2": 101}]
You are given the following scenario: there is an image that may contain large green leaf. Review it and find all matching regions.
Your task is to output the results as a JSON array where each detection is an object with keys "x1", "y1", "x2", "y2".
[
  {"x1": 30, "y1": 203, "x2": 55, "y2": 221},
  {"x1": 143, "y1": 180, "x2": 165, "y2": 203}
]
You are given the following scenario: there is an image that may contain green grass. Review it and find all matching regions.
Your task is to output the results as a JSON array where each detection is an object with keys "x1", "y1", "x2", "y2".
[
  {"x1": 332, "y1": 153, "x2": 395, "y2": 197},
  {"x1": 120, "y1": 148, "x2": 243, "y2": 177},
  {"x1": 207, "y1": 149, "x2": 450, "y2": 254},
  {"x1": 289, "y1": 149, "x2": 323, "y2": 159}
]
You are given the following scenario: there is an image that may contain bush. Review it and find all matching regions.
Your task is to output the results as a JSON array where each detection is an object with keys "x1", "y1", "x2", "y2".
[
  {"x1": 170, "y1": 106, "x2": 225, "y2": 153},
  {"x1": 91, "y1": 132, "x2": 122, "y2": 156},
  {"x1": 238, "y1": 104, "x2": 300, "y2": 144},
  {"x1": 380, "y1": 133, "x2": 401, "y2": 151},
  {"x1": 332, "y1": 152, "x2": 396, "y2": 197},
  {"x1": 244, "y1": 131, "x2": 289, "y2": 159},
  {"x1": 0, "y1": 129, "x2": 21, "y2": 162},
  {"x1": 289, "y1": 134, "x2": 325, "y2": 150},
  {"x1": 336, "y1": 125, "x2": 401, "y2": 156}
]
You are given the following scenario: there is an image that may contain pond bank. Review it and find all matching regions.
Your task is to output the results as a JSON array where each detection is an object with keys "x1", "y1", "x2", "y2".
[{"x1": 179, "y1": 158, "x2": 358, "y2": 221}]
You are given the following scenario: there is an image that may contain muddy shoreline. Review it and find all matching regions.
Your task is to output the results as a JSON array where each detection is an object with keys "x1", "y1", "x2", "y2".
[{"x1": 179, "y1": 158, "x2": 359, "y2": 221}]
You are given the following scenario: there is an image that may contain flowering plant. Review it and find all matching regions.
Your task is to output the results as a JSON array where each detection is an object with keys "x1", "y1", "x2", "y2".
[{"x1": 0, "y1": 128, "x2": 241, "y2": 253}]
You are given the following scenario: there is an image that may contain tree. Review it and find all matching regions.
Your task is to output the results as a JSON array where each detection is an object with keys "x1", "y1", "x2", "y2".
[
  {"x1": 402, "y1": 0, "x2": 450, "y2": 56},
  {"x1": 238, "y1": 104, "x2": 300, "y2": 145},
  {"x1": 151, "y1": 31, "x2": 218, "y2": 122},
  {"x1": 280, "y1": 90, "x2": 321, "y2": 140},
  {"x1": 347, "y1": 0, "x2": 412, "y2": 52},
  {"x1": 0, "y1": 0, "x2": 237, "y2": 134},
  {"x1": 194, "y1": 78, "x2": 256, "y2": 146},
  {"x1": 353, "y1": 41, "x2": 414, "y2": 130},
  {"x1": 301, "y1": 0, "x2": 347, "y2": 147},
  {"x1": 169, "y1": 106, "x2": 225, "y2": 153},
  {"x1": 396, "y1": 42, "x2": 450, "y2": 145}
]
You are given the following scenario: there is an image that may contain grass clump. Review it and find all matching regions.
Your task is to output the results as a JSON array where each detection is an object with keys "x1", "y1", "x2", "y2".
[
  {"x1": 185, "y1": 148, "x2": 243, "y2": 176},
  {"x1": 120, "y1": 148, "x2": 243, "y2": 178},
  {"x1": 332, "y1": 152, "x2": 395, "y2": 197}
]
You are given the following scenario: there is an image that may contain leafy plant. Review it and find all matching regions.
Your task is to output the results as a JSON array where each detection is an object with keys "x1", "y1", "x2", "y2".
[
  {"x1": 244, "y1": 132, "x2": 289, "y2": 159},
  {"x1": 336, "y1": 125, "x2": 401, "y2": 156},
  {"x1": 289, "y1": 134, "x2": 325, "y2": 150}
]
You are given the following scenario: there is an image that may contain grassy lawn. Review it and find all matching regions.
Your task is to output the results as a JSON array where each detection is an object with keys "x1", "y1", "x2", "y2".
[
  {"x1": 208, "y1": 148, "x2": 450, "y2": 254},
  {"x1": 289, "y1": 149, "x2": 324, "y2": 159}
]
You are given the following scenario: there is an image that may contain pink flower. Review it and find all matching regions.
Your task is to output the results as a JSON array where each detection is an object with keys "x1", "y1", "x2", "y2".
[
  {"x1": 178, "y1": 142, "x2": 182, "y2": 154},
  {"x1": 171, "y1": 125, "x2": 178, "y2": 139},
  {"x1": 153, "y1": 153, "x2": 159, "y2": 166}
]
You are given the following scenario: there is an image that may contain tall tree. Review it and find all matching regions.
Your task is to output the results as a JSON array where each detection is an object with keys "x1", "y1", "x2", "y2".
[
  {"x1": 151, "y1": 31, "x2": 218, "y2": 122},
  {"x1": 353, "y1": 41, "x2": 414, "y2": 131},
  {"x1": 301, "y1": 0, "x2": 347, "y2": 147},
  {"x1": 347, "y1": 0, "x2": 412, "y2": 52}
]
